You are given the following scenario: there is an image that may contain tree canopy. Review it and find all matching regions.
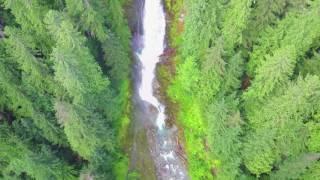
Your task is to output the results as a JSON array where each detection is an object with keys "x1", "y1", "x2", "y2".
[
  {"x1": 167, "y1": 0, "x2": 320, "y2": 179},
  {"x1": 0, "y1": 0, "x2": 131, "y2": 179}
]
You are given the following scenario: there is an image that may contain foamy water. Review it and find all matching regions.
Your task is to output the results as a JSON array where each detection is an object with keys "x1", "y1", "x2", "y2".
[
  {"x1": 136, "y1": 0, "x2": 188, "y2": 179},
  {"x1": 137, "y1": 0, "x2": 166, "y2": 130}
]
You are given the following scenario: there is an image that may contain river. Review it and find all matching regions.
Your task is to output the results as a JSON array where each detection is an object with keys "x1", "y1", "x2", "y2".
[{"x1": 130, "y1": 0, "x2": 188, "y2": 179}]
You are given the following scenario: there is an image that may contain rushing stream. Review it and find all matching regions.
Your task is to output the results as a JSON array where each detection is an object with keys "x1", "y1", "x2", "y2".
[
  {"x1": 131, "y1": 0, "x2": 188, "y2": 179},
  {"x1": 137, "y1": 0, "x2": 166, "y2": 130}
]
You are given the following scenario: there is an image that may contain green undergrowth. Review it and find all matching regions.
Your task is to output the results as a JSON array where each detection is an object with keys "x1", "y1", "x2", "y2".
[
  {"x1": 167, "y1": 56, "x2": 213, "y2": 179},
  {"x1": 114, "y1": 156, "x2": 129, "y2": 180},
  {"x1": 165, "y1": 0, "x2": 213, "y2": 179},
  {"x1": 114, "y1": 80, "x2": 131, "y2": 180},
  {"x1": 115, "y1": 80, "x2": 131, "y2": 145}
]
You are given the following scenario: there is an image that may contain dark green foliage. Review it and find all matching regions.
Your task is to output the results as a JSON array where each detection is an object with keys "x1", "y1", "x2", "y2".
[
  {"x1": 2, "y1": 0, "x2": 320, "y2": 178},
  {"x1": 247, "y1": 1, "x2": 320, "y2": 76},
  {"x1": 168, "y1": 0, "x2": 320, "y2": 179},
  {"x1": 206, "y1": 95, "x2": 242, "y2": 179},
  {"x1": 104, "y1": 0, "x2": 131, "y2": 50},
  {"x1": 0, "y1": 45, "x2": 66, "y2": 145},
  {"x1": 221, "y1": 0, "x2": 252, "y2": 54},
  {"x1": 237, "y1": 3, "x2": 320, "y2": 176},
  {"x1": 103, "y1": 32, "x2": 131, "y2": 87},
  {"x1": 3, "y1": 0, "x2": 53, "y2": 54},
  {"x1": 65, "y1": 0, "x2": 107, "y2": 41},
  {"x1": 271, "y1": 153, "x2": 320, "y2": 180},
  {"x1": 197, "y1": 42, "x2": 225, "y2": 103},
  {"x1": 0, "y1": 0, "x2": 131, "y2": 179},
  {"x1": 4, "y1": 27, "x2": 55, "y2": 92},
  {"x1": 45, "y1": 11, "x2": 111, "y2": 107},
  {"x1": 243, "y1": 0, "x2": 310, "y2": 48},
  {"x1": 243, "y1": 75, "x2": 320, "y2": 175},
  {"x1": 298, "y1": 52, "x2": 320, "y2": 77},
  {"x1": 182, "y1": 0, "x2": 219, "y2": 59},
  {"x1": 0, "y1": 124, "x2": 77, "y2": 179}
]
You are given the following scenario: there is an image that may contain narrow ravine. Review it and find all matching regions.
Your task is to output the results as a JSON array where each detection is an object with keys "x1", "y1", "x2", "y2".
[
  {"x1": 137, "y1": 0, "x2": 167, "y2": 130},
  {"x1": 131, "y1": 0, "x2": 188, "y2": 179}
]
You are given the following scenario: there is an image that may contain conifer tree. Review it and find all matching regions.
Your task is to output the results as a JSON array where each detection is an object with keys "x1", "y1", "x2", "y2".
[
  {"x1": 221, "y1": 0, "x2": 252, "y2": 54},
  {"x1": 270, "y1": 153, "x2": 320, "y2": 180},
  {"x1": 46, "y1": 11, "x2": 116, "y2": 162},
  {"x1": 247, "y1": 1, "x2": 320, "y2": 76},
  {"x1": 0, "y1": 45, "x2": 66, "y2": 145},
  {"x1": 243, "y1": 75, "x2": 320, "y2": 175},
  {"x1": 65, "y1": 0, "x2": 107, "y2": 41},
  {"x1": 0, "y1": 124, "x2": 76, "y2": 179},
  {"x1": 3, "y1": 0, "x2": 53, "y2": 54}
]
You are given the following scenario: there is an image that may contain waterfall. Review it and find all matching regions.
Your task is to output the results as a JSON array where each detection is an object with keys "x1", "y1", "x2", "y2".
[
  {"x1": 134, "y1": 0, "x2": 188, "y2": 179},
  {"x1": 137, "y1": 0, "x2": 166, "y2": 130}
]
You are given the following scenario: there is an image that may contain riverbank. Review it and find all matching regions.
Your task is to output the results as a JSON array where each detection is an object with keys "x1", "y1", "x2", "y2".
[
  {"x1": 114, "y1": 1, "x2": 158, "y2": 179},
  {"x1": 159, "y1": 0, "x2": 215, "y2": 179},
  {"x1": 124, "y1": 0, "x2": 189, "y2": 179},
  {"x1": 157, "y1": 0, "x2": 187, "y2": 164},
  {"x1": 157, "y1": 0, "x2": 191, "y2": 173}
]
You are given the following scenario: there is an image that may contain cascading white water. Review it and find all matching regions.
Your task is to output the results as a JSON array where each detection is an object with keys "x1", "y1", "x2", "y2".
[
  {"x1": 135, "y1": 0, "x2": 188, "y2": 179},
  {"x1": 137, "y1": 0, "x2": 166, "y2": 129}
]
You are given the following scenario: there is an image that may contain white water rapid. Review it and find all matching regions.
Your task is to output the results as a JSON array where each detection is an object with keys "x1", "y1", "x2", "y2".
[
  {"x1": 137, "y1": 0, "x2": 166, "y2": 130},
  {"x1": 135, "y1": 0, "x2": 188, "y2": 179}
]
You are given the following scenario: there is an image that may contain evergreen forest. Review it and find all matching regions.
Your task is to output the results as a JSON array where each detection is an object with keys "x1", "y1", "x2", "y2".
[
  {"x1": 0, "y1": 0, "x2": 131, "y2": 179},
  {"x1": 1, "y1": 0, "x2": 320, "y2": 179},
  {"x1": 165, "y1": 0, "x2": 320, "y2": 179}
]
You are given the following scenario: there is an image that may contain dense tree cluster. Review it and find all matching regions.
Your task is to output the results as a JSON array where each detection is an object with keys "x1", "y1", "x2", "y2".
[
  {"x1": 2, "y1": 0, "x2": 320, "y2": 179},
  {"x1": 0, "y1": 0, "x2": 131, "y2": 179},
  {"x1": 167, "y1": 0, "x2": 320, "y2": 179}
]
